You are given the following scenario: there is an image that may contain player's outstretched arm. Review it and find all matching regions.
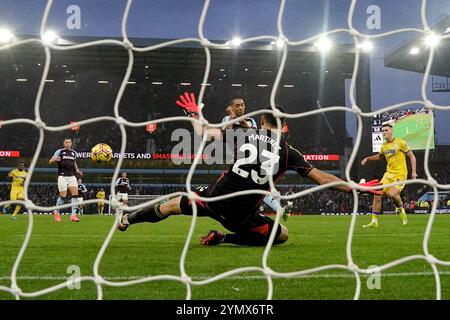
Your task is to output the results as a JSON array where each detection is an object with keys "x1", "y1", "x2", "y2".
[
  {"x1": 176, "y1": 92, "x2": 221, "y2": 140},
  {"x1": 74, "y1": 162, "x2": 83, "y2": 177},
  {"x1": 48, "y1": 156, "x2": 61, "y2": 164},
  {"x1": 361, "y1": 154, "x2": 381, "y2": 166},
  {"x1": 306, "y1": 168, "x2": 352, "y2": 193},
  {"x1": 407, "y1": 151, "x2": 417, "y2": 179},
  {"x1": 49, "y1": 149, "x2": 62, "y2": 164},
  {"x1": 306, "y1": 168, "x2": 382, "y2": 195}
]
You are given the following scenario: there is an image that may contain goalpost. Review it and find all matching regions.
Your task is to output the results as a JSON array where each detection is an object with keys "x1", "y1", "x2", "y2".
[{"x1": 0, "y1": 0, "x2": 449, "y2": 300}]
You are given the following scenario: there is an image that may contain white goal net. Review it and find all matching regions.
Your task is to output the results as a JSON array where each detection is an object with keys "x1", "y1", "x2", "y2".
[
  {"x1": 0, "y1": 0, "x2": 449, "y2": 300},
  {"x1": 107, "y1": 195, "x2": 163, "y2": 215}
]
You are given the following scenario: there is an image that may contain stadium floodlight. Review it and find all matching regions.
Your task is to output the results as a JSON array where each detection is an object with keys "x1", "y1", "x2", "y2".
[
  {"x1": 231, "y1": 83, "x2": 242, "y2": 87},
  {"x1": 276, "y1": 39, "x2": 285, "y2": 48},
  {"x1": 0, "y1": 28, "x2": 14, "y2": 43},
  {"x1": 42, "y1": 31, "x2": 58, "y2": 44},
  {"x1": 409, "y1": 47, "x2": 420, "y2": 55},
  {"x1": 425, "y1": 33, "x2": 440, "y2": 47},
  {"x1": 314, "y1": 37, "x2": 332, "y2": 52},
  {"x1": 98, "y1": 80, "x2": 109, "y2": 84},
  {"x1": 357, "y1": 40, "x2": 374, "y2": 52},
  {"x1": 230, "y1": 37, "x2": 242, "y2": 47},
  {"x1": 271, "y1": 39, "x2": 285, "y2": 48}
]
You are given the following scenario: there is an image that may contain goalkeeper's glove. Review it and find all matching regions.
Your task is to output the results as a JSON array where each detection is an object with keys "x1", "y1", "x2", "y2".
[
  {"x1": 357, "y1": 179, "x2": 382, "y2": 196},
  {"x1": 176, "y1": 92, "x2": 200, "y2": 119}
]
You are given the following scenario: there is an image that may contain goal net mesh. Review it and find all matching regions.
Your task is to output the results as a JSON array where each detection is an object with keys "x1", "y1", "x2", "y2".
[
  {"x1": 0, "y1": 0, "x2": 449, "y2": 300},
  {"x1": 107, "y1": 195, "x2": 163, "y2": 215}
]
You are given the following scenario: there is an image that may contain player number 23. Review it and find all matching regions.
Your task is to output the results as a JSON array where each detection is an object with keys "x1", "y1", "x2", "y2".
[{"x1": 232, "y1": 143, "x2": 280, "y2": 185}]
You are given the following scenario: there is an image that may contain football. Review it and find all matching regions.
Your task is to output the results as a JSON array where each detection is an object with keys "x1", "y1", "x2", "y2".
[{"x1": 91, "y1": 143, "x2": 113, "y2": 163}]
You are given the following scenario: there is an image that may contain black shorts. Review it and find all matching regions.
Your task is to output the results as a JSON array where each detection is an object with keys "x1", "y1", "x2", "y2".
[{"x1": 180, "y1": 185, "x2": 279, "y2": 238}]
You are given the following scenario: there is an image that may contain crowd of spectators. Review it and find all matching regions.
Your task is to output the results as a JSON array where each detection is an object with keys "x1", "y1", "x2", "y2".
[
  {"x1": 0, "y1": 69, "x2": 347, "y2": 158},
  {"x1": 379, "y1": 107, "x2": 430, "y2": 123}
]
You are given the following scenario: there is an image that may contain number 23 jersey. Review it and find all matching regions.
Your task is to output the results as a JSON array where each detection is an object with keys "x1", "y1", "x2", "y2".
[{"x1": 207, "y1": 129, "x2": 313, "y2": 213}]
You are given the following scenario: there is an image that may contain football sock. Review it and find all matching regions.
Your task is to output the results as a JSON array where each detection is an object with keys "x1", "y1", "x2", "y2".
[
  {"x1": 56, "y1": 197, "x2": 66, "y2": 213},
  {"x1": 126, "y1": 204, "x2": 166, "y2": 224},
  {"x1": 396, "y1": 206, "x2": 407, "y2": 217},
  {"x1": 371, "y1": 211, "x2": 380, "y2": 224},
  {"x1": 12, "y1": 205, "x2": 21, "y2": 217},
  {"x1": 71, "y1": 198, "x2": 77, "y2": 215},
  {"x1": 263, "y1": 194, "x2": 281, "y2": 211}
]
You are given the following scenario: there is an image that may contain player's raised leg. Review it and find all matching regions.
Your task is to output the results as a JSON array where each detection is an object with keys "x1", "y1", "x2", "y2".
[
  {"x1": 118, "y1": 194, "x2": 289, "y2": 246},
  {"x1": 117, "y1": 196, "x2": 180, "y2": 231},
  {"x1": 386, "y1": 187, "x2": 407, "y2": 225},
  {"x1": 10, "y1": 191, "x2": 23, "y2": 221},
  {"x1": 69, "y1": 184, "x2": 80, "y2": 222},
  {"x1": 11, "y1": 204, "x2": 22, "y2": 218},
  {"x1": 53, "y1": 177, "x2": 68, "y2": 223},
  {"x1": 363, "y1": 194, "x2": 381, "y2": 228},
  {"x1": 54, "y1": 193, "x2": 67, "y2": 222}
]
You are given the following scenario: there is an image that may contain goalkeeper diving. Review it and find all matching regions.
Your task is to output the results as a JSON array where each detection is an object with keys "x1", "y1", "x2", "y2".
[{"x1": 117, "y1": 92, "x2": 382, "y2": 247}]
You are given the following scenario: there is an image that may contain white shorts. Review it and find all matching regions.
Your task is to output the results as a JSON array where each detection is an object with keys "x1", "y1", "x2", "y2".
[
  {"x1": 57, "y1": 175, "x2": 78, "y2": 192},
  {"x1": 116, "y1": 192, "x2": 128, "y2": 201}
]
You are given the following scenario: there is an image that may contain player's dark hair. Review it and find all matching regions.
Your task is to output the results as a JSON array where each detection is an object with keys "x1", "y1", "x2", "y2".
[
  {"x1": 229, "y1": 96, "x2": 244, "y2": 106},
  {"x1": 381, "y1": 123, "x2": 393, "y2": 128},
  {"x1": 64, "y1": 137, "x2": 72, "y2": 141},
  {"x1": 262, "y1": 106, "x2": 286, "y2": 128}
]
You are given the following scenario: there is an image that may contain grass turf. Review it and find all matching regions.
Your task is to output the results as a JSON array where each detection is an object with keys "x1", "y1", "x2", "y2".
[
  {"x1": 0, "y1": 214, "x2": 449, "y2": 300},
  {"x1": 394, "y1": 113, "x2": 434, "y2": 150}
]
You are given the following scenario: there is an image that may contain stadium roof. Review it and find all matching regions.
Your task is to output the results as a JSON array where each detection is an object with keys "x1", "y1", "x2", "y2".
[
  {"x1": 384, "y1": 13, "x2": 450, "y2": 78},
  {"x1": 0, "y1": 36, "x2": 359, "y2": 80}
]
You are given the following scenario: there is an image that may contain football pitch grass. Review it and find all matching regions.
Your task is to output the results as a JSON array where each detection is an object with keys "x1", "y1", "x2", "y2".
[
  {"x1": 1, "y1": 214, "x2": 450, "y2": 300},
  {"x1": 394, "y1": 113, "x2": 434, "y2": 150}
]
